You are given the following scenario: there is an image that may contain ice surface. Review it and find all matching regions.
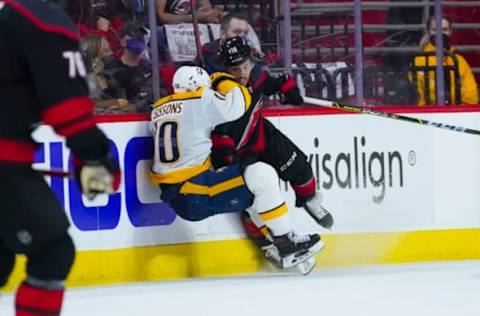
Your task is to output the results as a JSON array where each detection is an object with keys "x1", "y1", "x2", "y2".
[{"x1": 1, "y1": 260, "x2": 479, "y2": 316}]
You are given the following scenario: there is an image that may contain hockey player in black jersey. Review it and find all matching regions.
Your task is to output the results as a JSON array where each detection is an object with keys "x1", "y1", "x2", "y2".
[
  {"x1": 0, "y1": 1, "x2": 120, "y2": 315},
  {"x1": 209, "y1": 37, "x2": 334, "y2": 268}
]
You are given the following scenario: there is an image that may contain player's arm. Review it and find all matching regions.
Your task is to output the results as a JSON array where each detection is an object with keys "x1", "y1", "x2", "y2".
[
  {"x1": 10, "y1": 1, "x2": 119, "y2": 198},
  {"x1": 210, "y1": 72, "x2": 252, "y2": 109},
  {"x1": 202, "y1": 85, "x2": 249, "y2": 127},
  {"x1": 203, "y1": 72, "x2": 253, "y2": 125},
  {"x1": 11, "y1": 3, "x2": 106, "y2": 159},
  {"x1": 207, "y1": 73, "x2": 252, "y2": 167}
]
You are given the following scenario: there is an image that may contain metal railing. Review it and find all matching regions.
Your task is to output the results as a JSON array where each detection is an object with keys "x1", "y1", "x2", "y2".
[{"x1": 291, "y1": 51, "x2": 462, "y2": 106}]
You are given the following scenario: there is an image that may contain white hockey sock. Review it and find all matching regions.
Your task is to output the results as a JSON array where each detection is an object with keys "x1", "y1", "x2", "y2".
[{"x1": 243, "y1": 162, "x2": 293, "y2": 237}]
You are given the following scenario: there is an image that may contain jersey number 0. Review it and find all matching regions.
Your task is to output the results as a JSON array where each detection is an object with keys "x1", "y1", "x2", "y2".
[{"x1": 157, "y1": 121, "x2": 180, "y2": 164}]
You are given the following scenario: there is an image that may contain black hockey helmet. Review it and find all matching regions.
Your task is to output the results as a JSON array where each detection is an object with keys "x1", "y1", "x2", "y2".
[{"x1": 218, "y1": 36, "x2": 252, "y2": 67}]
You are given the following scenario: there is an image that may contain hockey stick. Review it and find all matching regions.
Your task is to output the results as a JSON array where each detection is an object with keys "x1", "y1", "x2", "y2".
[
  {"x1": 190, "y1": 0, "x2": 204, "y2": 66},
  {"x1": 35, "y1": 168, "x2": 73, "y2": 178},
  {"x1": 303, "y1": 96, "x2": 480, "y2": 136}
]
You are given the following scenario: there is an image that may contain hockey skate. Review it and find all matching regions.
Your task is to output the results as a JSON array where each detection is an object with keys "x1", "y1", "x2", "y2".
[
  {"x1": 273, "y1": 232, "x2": 324, "y2": 272},
  {"x1": 262, "y1": 244, "x2": 317, "y2": 275},
  {"x1": 304, "y1": 193, "x2": 334, "y2": 229}
]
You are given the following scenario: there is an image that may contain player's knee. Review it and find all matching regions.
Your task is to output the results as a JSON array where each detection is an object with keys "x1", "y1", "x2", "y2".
[
  {"x1": 166, "y1": 194, "x2": 211, "y2": 221},
  {"x1": 280, "y1": 152, "x2": 312, "y2": 183},
  {"x1": 0, "y1": 249, "x2": 15, "y2": 288},
  {"x1": 244, "y1": 162, "x2": 279, "y2": 194},
  {"x1": 26, "y1": 234, "x2": 75, "y2": 281},
  {"x1": 175, "y1": 206, "x2": 210, "y2": 221}
]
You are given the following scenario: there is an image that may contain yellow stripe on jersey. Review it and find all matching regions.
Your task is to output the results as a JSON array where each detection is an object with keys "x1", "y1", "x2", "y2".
[
  {"x1": 259, "y1": 203, "x2": 288, "y2": 221},
  {"x1": 209, "y1": 176, "x2": 245, "y2": 196},
  {"x1": 210, "y1": 72, "x2": 252, "y2": 111},
  {"x1": 153, "y1": 88, "x2": 205, "y2": 109},
  {"x1": 179, "y1": 176, "x2": 245, "y2": 196},
  {"x1": 149, "y1": 157, "x2": 212, "y2": 184}
]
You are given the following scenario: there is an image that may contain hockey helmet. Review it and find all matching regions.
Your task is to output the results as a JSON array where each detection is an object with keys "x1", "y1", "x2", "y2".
[
  {"x1": 172, "y1": 66, "x2": 211, "y2": 93},
  {"x1": 219, "y1": 36, "x2": 252, "y2": 67}
]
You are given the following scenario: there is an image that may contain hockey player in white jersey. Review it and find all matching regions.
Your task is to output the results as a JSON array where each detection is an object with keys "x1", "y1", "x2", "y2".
[{"x1": 149, "y1": 66, "x2": 324, "y2": 270}]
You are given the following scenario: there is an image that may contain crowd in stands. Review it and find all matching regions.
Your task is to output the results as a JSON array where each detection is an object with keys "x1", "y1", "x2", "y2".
[
  {"x1": 66, "y1": 0, "x2": 154, "y2": 113},
  {"x1": 64, "y1": 0, "x2": 479, "y2": 113}
]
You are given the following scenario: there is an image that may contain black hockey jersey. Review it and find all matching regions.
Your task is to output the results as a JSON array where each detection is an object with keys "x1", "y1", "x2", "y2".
[
  {"x1": 212, "y1": 63, "x2": 303, "y2": 165},
  {"x1": 0, "y1": 0, "x2": 109, "y2": 163}
]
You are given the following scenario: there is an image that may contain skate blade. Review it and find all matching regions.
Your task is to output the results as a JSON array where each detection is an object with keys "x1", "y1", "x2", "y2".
[
  {"x1": 281, "y1": 240, "x2": 325, "y2": 269},
  {"x1": 264, "y1": 256, "x2": 316, "y2": 275},
  {"x1": 293, "y1": 257, "x2": 316, "y2": 275}
]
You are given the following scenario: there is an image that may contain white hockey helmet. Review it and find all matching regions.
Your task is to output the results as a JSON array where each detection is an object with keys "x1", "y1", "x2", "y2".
[{"x1": 172, "y1": 66, "x2": 211, "y2": 93}]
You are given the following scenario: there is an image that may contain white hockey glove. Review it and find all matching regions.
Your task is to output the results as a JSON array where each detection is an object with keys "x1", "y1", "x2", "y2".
[{"x1": 73, "y1": 156, "x2": 120, "y2": 200}]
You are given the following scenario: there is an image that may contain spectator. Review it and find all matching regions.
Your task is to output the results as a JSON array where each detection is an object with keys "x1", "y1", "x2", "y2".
[
  {"x1": 154, "y1": 0, "x2": 227, "y2": 62},
  {"x1": 413, "y1": 16, "x2": 478, "y2": 105},
  {"x1": 80, "y1": 34, "x2": 130, "y2": 112},
  {"x1": 200, "y1": 12, "x2": 248, "y2": 73},
  {"x1": 64, "y1": 0, "x2": 125, "y2": 59},
  {"x1": 155, "y1": 0, "x2": 225, "y2": 24},
  {"x1": 111, "y1": 0, "x2": 145, "y2": 22},
  {"x1": 200, "y1": 12, "x2": 262, "y2": 74},
  {"x1": 105, "y1": 23, "x2": 153, "y2": 112}
]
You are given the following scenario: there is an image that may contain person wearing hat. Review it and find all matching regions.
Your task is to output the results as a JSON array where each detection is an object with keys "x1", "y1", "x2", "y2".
[{"x1": 104, "y1": 22, "x2": 153, "y2": 112}]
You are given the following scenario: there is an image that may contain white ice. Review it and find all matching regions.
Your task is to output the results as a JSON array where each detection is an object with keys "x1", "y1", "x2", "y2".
[{"x1": 1, "y1": 260, "x2": 479, "y2": 316}]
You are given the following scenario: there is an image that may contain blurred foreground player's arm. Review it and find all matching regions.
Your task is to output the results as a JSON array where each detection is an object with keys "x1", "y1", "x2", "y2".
[{"x1": 0, "y1": 0, "x2": 119, "y2": 199}]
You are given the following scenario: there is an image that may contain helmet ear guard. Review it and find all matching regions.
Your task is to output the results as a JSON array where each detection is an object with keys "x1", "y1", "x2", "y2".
[
  {"x1": 172, "y1": 66, "x2": 211, "y2": 93},
  {"x1": 218, "y1": 36, "x2": 252, "y2": 67}
]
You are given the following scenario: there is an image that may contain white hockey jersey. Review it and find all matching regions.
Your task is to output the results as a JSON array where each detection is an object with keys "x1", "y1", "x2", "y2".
[{"x1": 149, "y1": 86, "x2": 248, "y2": 184}]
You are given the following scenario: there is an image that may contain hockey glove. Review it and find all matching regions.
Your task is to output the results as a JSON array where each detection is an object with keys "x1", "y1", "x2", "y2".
[
  {"x1": 73, "y1": 155, "x2": 120, "y2": 200},
  {"x1": 277, "y1": 74, "x2": 304, "y2": 105},
  {"x1": 211, "y1": 133, "x2": 235, "y2": 169}
]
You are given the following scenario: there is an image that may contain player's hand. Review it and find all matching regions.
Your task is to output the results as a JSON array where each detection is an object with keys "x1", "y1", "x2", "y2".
[
  {"x1": 196, "y1": 6, "x2": 218, "y2": 23},
  {"x1": 282, "y1": 92, "x2": 304, "y2": 106},
  {"x1": 276, "y1": 73, "x2": 304, "y2": 105},
  {"x1": 97, "y1": 17, "x2": 110, "y2": 32},
  {"x1": 73, "y1": 155, "x2": 120, "y2": 200},
  {"x1": 211, "y1": 133, "x2": 235, "y2": 168}
]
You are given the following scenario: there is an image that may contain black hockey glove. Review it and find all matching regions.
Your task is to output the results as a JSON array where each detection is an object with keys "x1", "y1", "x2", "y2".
[
  {"x1": 277, "y1": 73, "x2": 304, "y2": 105},
  {"x1": 211, "y1": 133, "x2": 236, "y2": 169}
]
